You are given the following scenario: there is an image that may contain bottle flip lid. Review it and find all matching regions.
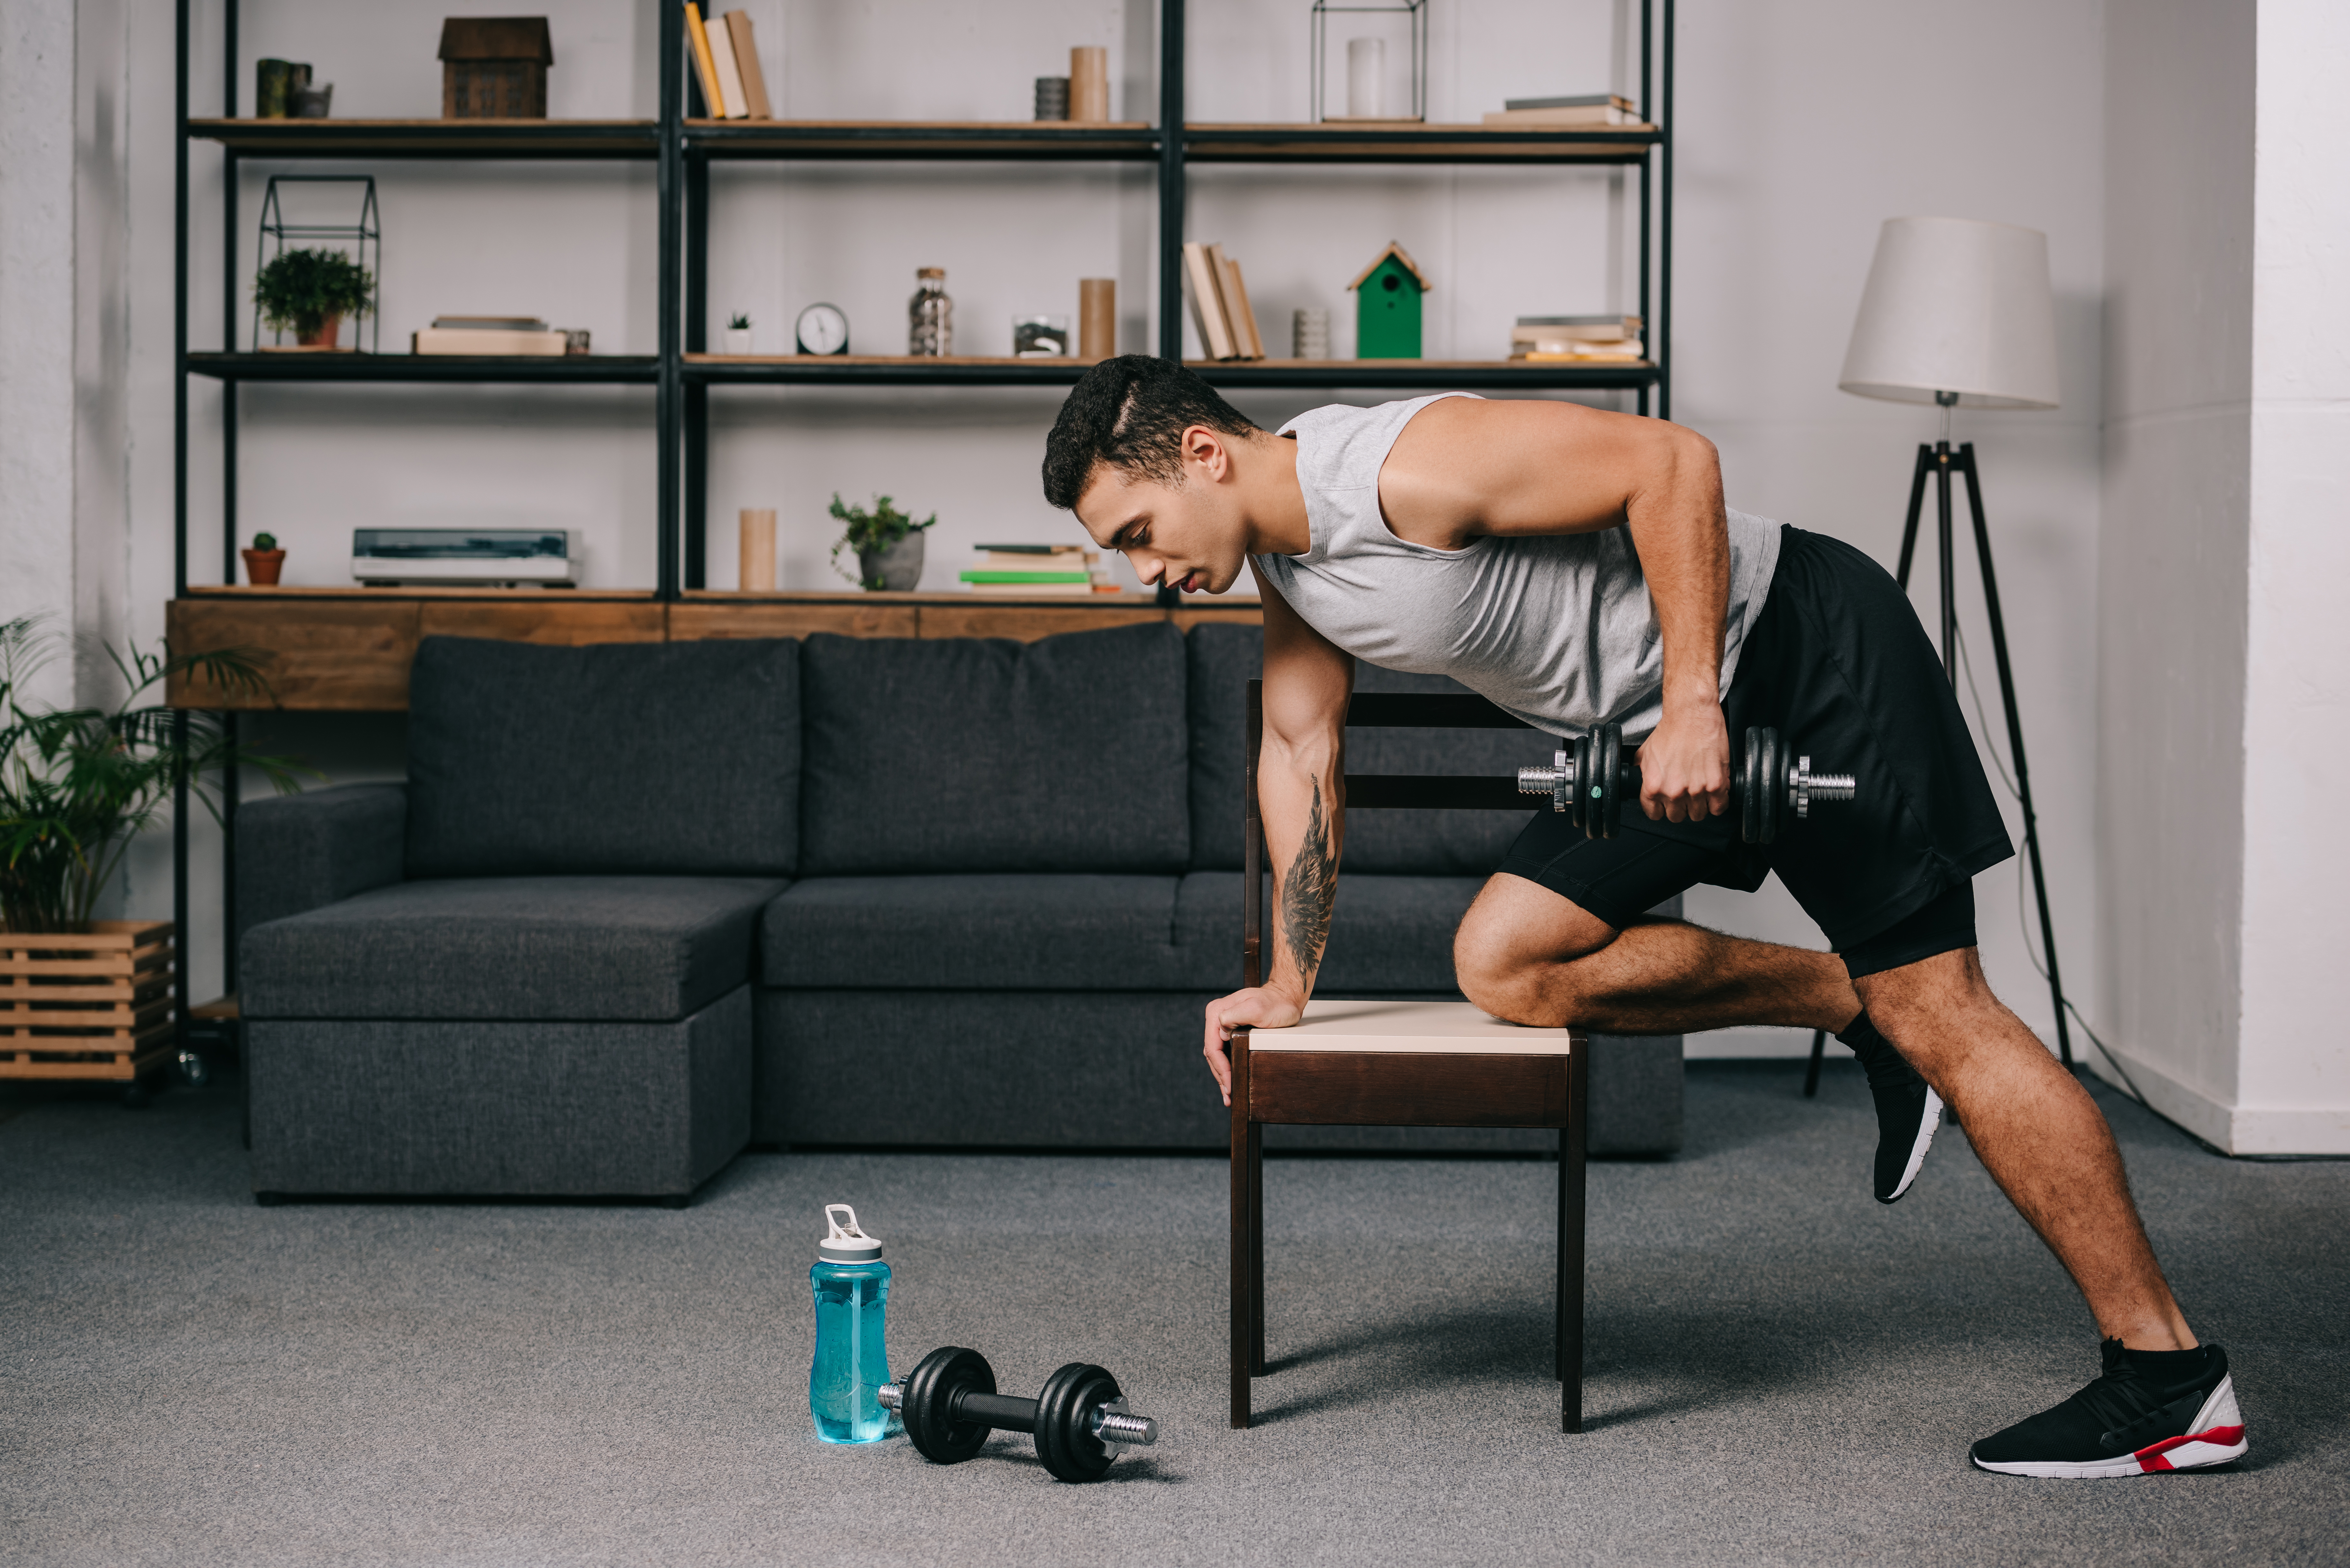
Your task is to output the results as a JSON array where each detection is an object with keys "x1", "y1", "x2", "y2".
[{"x1": 818, "y1": 1203, "x2": 883, "y2": 1263}]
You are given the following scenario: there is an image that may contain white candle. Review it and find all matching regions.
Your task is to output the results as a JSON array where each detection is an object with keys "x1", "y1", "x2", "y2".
[{"x1": 1346, "y1": 38, "x2": 1384, "y2": 119}]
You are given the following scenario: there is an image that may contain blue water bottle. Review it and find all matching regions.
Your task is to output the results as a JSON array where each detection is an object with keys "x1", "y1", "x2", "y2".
[{"x1": 809, "y1": 1203, "x2": 899, "y2": 1444}]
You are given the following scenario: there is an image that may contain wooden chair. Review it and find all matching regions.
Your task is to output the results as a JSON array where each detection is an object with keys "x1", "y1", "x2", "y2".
[{"x1": 1231, "y1": 679, "x2": 1591, "y2": 1434}]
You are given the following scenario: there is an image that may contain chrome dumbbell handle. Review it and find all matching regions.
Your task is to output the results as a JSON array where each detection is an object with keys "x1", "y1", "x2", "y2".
[{"x1": 1788, "y1": 755, "x2": 1856, "y2": 819}]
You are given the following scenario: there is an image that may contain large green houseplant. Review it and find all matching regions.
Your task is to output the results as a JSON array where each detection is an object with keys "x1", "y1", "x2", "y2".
[{"x1": 1, "y1": 618, "x2": 305, "y2": 934}]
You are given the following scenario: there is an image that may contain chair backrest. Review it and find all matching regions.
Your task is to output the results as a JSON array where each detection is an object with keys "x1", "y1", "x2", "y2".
[
  {"x1": 1188, "y1": 624, "x2": 1543, "y2": 876},
  {"x1": 1242, "y1": 673, "x2": 1552, "y2": 987}
]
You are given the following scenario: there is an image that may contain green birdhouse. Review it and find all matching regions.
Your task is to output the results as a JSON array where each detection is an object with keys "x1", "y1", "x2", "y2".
[{"x1": 1349, "y1": 240, "x2": 1430, "y2": 359}]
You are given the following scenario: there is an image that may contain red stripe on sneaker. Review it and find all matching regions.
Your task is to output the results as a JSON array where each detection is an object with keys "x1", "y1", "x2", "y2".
[{"x1": 2134, "y1": 1425, "x2": 2246, "y2": 1472}]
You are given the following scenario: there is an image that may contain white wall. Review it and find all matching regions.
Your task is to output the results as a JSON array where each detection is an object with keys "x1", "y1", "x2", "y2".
[
  {"x1": 103, "y1": 0, "x2": 2119, "y2": 1040},
  {"x1": 1671, "y1": 0, "x2": 2107, "y2": 1059},
  {"x1": 2095, "y1": 0, "x2": 2254, "y2": 1137}
]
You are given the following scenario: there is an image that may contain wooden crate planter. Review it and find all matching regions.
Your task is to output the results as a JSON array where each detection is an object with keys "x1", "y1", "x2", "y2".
[{"x1": 0, "y1": 921, "x2": 177, "y2": 1083}]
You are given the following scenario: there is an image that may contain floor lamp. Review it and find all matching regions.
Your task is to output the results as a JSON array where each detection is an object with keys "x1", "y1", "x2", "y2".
[{"x1": 1802, "y1": 215, "x2": 2072, "y2": 1091}]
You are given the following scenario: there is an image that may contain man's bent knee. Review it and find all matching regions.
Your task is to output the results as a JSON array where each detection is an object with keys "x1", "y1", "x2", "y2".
[{"x1": 1452, "y1": 875, "x2": 1620, "y2": 1023}]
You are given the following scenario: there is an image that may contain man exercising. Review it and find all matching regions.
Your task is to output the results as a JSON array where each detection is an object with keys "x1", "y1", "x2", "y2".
[{"x1": 1041, "y1": 356, "x2": 2247, "y2": 1478}]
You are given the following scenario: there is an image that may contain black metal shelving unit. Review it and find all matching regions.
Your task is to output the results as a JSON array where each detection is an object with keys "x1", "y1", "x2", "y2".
[
  {"x1": 170, "y1": 0, "x2": 1674, "y2": 1023},
  {"x1": 673, "y1": 0, "x2": 1676, "y2": 586}
]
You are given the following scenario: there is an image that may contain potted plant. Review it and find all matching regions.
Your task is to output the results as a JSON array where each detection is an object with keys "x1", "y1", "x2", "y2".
[
  {"x1": 241, "y1": 532, "x2": 286, "y2": 585},
  {"x1": 252, "y1": 246, "x2": 374, "y2": 349},
  {"x1": 724, "y1": 311, "x2": 754, "y2": 355},
  {"x1": 829, "y1": 494, "x2": 936, "y2": 592},
  {"x1": 2, "y1": 617, "x2": 305, "y2": 935}
]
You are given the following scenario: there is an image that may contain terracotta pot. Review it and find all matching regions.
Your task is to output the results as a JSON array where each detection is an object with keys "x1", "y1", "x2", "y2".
[
  {"x1": 242, "y1": 548, "x2": 286, "y2": 585},
  {"x1": 296, "y1": 313, "x2": 342, "y2": 348}
]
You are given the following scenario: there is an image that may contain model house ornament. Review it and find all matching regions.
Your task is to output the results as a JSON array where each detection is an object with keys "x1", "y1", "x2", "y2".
[{"x1": 1350, "y1": 241, "x2": 1430, "y2": 359}]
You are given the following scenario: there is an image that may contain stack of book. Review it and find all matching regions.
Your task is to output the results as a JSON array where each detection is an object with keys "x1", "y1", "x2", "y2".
[
  {"x1": 413, "y1": 316, "x2": 570, "y2": 355},
  {"x1": 1510, "y1": 315, "x2": 1645, "y2": 362},
  {"x1": 959, "y1": 544, "x2": 1118, "y2": 596},
  {"x1": 685, "y1": 5, "x2": 773, "y2": 119},
  {"x1": 1181, "y1": 242, "x2": 1266, "y2": 362},
  {"x1": 1482, "y1": 94, "x2": 1644, "y2": 128}
]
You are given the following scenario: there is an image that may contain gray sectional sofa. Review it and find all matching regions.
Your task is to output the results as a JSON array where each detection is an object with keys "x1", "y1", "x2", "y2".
[{"x1": 237, "y1": 623, "x2": 1683, "y2": 1202}]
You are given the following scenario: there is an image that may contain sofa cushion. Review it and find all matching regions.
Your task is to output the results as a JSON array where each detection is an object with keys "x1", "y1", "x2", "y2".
[
  {"x1": 799, "y1": 622, "x2": 1189, "y2": 875},
  {"x1": 405, "y1": 636, "x2": 801, "y2": 878},
  {"x1": 761, "y1": 875, "x2": 1192, "y2": 991},
  {"x1": 1174, "y1": 871, "x2": 1481, "y2": 995},
  {"x1": 242, "y1": 876, "x2": 789, "y2": 1022},
  {"x1": 1185, "y1": 624, "x2": 1542, "y2": 875}
]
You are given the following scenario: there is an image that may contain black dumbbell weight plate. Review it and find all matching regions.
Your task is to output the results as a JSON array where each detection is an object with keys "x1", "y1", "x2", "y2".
[
  {"x1": 1740, "y1": 727, "x2": 1762, "y2": 844},
  {"x1": 1757, "y1": 728, "x2": 1783, "y2": 846},
  {"x1": 1033, "y1": 1362, "x2": 1122, "y2": 1482},
  {"x1": 1579, "y1": 733, "x2": 1598, "y2": 841},
  {"x1": 901, "y1": 1346, "x2": 996, "y2": 1465},
  {"x1": 1598, "y1": 728, "x2": 1617, "y2": 841}
]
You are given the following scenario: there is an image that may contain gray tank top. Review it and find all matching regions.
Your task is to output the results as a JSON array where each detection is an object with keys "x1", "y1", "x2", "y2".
[{"x1": 1254, "y1": 393, "x2": 1783, "y2": 741}]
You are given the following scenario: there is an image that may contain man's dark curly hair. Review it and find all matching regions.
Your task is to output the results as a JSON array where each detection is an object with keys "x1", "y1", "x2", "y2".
[{"x1": 1041, "y1": 355, "x2": 1261, "y2": 511}]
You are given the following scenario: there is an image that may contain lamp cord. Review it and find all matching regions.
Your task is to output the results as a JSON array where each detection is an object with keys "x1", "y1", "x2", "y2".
[{"x1": 1949, "y1": 618, "x2": 2150, "y2": 1108}]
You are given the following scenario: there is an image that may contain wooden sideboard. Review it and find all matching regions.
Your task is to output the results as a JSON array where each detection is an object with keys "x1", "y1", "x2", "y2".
[{"x1": 165, "y1": 587, "x2": 1263, "y2": 711}]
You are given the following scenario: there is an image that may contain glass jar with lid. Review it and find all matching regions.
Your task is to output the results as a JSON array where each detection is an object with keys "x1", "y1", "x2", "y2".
[{"x1": 908, "y1": 268, "x2": 952, "y2": 357}]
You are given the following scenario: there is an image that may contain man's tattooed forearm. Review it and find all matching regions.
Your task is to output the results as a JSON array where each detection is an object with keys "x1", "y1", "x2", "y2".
[{"x1": 1279, "y1": 780, "x2": 1336, "y2": 985}]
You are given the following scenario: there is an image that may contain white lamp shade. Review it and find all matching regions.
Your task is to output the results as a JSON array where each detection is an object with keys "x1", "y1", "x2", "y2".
[{"x1": 1839, "y1": 216, "x2": 2060, "y2": 410}]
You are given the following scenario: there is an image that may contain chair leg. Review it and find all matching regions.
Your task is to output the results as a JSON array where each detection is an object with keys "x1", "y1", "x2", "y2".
[
  {"x1": 1230, "y1": 1036, "x2": 1255, "y2": 1429},
  {"x1": 1248, "y1": 1122, "x2": 1266, "y2": 1375},
  {"x1": 1803, "y1": 1029, "x2": 1827, "y2": 1098},
  {"x1": 1561, "y1": 1048, "x2": 1587, "y2": 1434}
]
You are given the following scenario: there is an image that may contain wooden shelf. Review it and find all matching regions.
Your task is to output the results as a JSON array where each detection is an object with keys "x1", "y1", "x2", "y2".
[
  {"x1": 682, "y1": 354, "x2": 1655, "y2": 389},
  {"x1": 685, "y1": 353, "x2": 1103, "y2": 386},
  {"x1": 685, "y1": 119, "x2": 1158, "y2": 161},
  {"x1": 1184, "y1": 122, "x2": 1658, "y2": 164},
  {"x1": 1193, "y1": 358, "x2": 1659, "y2": 390},
  {"x1": 167, "y1": 592, "x2": 1262, "y2": 710},
  {"x1": 187, "y1": 117, "x2": 657, "y2": 159},
  {"x1": 187, "y1": 352, "x2": 658, "y2": 384}
]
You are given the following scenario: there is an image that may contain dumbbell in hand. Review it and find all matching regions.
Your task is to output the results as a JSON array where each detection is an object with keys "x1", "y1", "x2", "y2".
[
  {"x1": 1516, "y1": 723, "x2": 1857, "y2": 844},
  {"x1": 879, "y1": 1346, "x2": 1160, "y2": 1483}
]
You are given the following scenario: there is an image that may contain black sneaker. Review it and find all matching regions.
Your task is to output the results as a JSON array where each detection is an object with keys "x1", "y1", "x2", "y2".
[
  {"x1": 1841, "y1": 1016, "x2": 1940, "y2": 1203},
  {"x1": 1972, "y1": 1340, "x2": 2246, "y2": 1478}
]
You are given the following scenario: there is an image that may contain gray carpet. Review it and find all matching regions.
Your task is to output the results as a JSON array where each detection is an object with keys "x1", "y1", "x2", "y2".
[{"x1": 1, "y1": 1063, "x2": 2341, "y2": 1566}]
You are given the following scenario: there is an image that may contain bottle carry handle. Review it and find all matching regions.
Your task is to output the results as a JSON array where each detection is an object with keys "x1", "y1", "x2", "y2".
[{"x1": 824, "y1": 1203, "x2": 869, "y2": 1244}]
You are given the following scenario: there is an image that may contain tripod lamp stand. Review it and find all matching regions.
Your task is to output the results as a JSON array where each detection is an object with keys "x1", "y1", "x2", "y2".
[{"x1": 1803, "y1": 215, "x2": 2072, "y2": 1089}]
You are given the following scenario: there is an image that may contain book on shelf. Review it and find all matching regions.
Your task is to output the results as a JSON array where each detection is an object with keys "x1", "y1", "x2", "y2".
[
  {"x1": 705, "y1": 10, "x2": 749, "y2": 120},
  {"x1": 963, "y1": 543, "x2": 1111, "y2": 593},
  {"x1": 414, "y1": 324, "x2": 568, "y2": 356},
  {"x1": 1515, "y1": 349, "x2": 1645, "y2": 362},
  {"x1": 1512, "y1": 316, "x2": 1642, "y2": 355},
  {"x1": 1181, "y1": 242, "x2": 1239, "y2": 361},
  {"x1": 723, "y1": 11, "x2": 772, "y2": 119},
  {"x1": 1503, "y1": 93, "x2": 1638, "y2": 111},
  {"x1": 964, "y1": 581, "x2": 1120, "y2": 596},
  {"x1": 1209, "y1": 245, "x2": 1267, "y2": 360},
  {"x1": 1482, "y1": 104, "x2": 1644, "y2": 127},
  {"x1": 684, "y1": 3, "x2": 726, "y2": 117}
]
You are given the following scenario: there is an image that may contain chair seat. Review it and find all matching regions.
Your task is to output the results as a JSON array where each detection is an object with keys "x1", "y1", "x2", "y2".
[{"x1": 1248, "y1": 998, "x2": 1576, "y2": 1054}]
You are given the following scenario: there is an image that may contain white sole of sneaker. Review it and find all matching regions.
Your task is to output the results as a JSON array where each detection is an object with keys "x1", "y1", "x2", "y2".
[
  {"x1": 1884, "y1": 1086, "x2": 1943, "y2": 1202},
  {"x1": 1973, "y1": 1376, "x2": 2248, "y2": 1478}
]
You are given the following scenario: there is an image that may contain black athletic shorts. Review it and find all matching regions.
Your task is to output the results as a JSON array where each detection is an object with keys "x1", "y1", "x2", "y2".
[{"x1": 1495, "y1": 525, "x2": 2014, "y2": 980}]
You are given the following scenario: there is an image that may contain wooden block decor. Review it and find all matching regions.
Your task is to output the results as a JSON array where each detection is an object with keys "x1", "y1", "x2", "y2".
[{"x1": 0, "y1": 921, "x2": 177, "y2": 1083}]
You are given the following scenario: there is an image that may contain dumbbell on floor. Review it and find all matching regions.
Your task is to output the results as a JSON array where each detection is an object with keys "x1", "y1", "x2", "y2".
[
  {"x1": 879, "y1": 1346, "x2": 1160, "y2": 1483},
  {"x1": 1516, "y1": 723, "x2": 1858, "y2": 845}
]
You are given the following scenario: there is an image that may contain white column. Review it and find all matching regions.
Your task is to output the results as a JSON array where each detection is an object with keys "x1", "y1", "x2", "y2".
[
  {"x1": 0, "y1": 2, "x2": 82, "y2": 711},
  {"x1": 2234, "y1": 0, "x2": 2350, "y2": 1152}
]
